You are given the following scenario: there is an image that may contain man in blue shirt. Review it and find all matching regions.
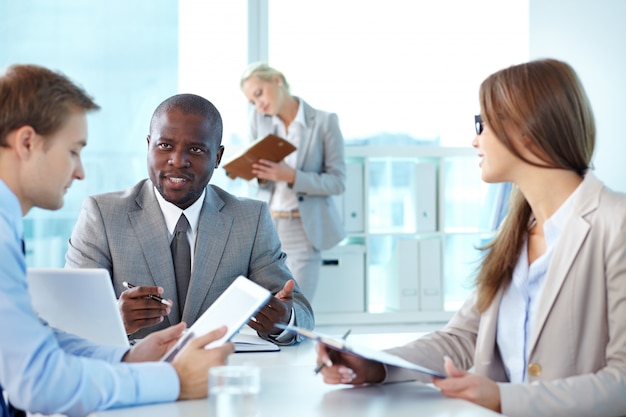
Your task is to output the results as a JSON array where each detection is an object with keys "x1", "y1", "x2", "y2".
[{"x1": 0, "y1": 64, "x2": 234, "y2": 417}]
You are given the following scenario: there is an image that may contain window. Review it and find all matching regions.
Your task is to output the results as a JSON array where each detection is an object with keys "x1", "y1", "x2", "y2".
[
  {"x1": 267, "y1": 0, "x2": 529, "y2": 146},
  {"x1": 3, "y1": 0, "x2": 527, "y2": 316},
  {"x1": 266, "y1": 0, "x2": 527, "y2": 312}
]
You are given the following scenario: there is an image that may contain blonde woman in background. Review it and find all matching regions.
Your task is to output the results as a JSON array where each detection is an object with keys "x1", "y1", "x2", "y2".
[
  {"x1": 240, "y1": 63, "x2": 346, "y2": 302},
  {"x1": 316, "y1": 58, "x2": 626, "y2": 417}
]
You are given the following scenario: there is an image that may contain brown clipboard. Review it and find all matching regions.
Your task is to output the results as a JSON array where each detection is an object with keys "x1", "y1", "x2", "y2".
[{"x1": 223, "y1": 134, "x2": 296, "y2": 181}]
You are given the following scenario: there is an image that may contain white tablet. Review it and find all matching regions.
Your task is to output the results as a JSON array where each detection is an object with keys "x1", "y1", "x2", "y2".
[
  {"x1": 161, "y1": 275, "x2": 271, "y2": 362},
  {"x1": 27, "y1": 268, "x2": 129, "y2": 346}
]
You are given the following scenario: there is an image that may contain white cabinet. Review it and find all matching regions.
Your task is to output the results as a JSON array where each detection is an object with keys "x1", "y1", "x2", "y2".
[
  {"x1": 317, "y1": 146, "x2": 502, "y2": 325},
  {"x1": 312, "y1": 245, "x2": 365, "y2": 314}
]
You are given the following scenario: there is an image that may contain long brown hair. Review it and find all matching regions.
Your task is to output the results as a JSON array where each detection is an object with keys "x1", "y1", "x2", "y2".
[{"x1": 475, "y1": 58, "x2": 596, "y2": 312}]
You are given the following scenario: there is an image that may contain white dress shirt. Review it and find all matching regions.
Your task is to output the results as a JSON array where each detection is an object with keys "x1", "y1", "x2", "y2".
[
  {"x1": 153, "y1": 187, "x2": 295, "y2": 341},
  {"x1": 154, "y1": 188, "x2": 204, "y2": 271},
  {"x1": 497, "y1": 184, "x2": 580, "y2": 382},
  {"x1": 270, "y1": 98, "x2": 306, "y2": 212}
]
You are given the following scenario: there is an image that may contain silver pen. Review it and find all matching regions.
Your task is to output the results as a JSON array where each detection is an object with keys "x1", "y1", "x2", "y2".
[{"x1": 122, "y1": 281, "x2": 172, "y2": 306}]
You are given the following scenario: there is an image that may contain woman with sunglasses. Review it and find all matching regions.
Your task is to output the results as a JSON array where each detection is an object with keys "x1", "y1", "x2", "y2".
[
  {"x1": 240, "y1": 62, "x2": 346, "y2": 302},
  {"x1": 316, "y1": 58, "x2": 626, "y2": 417}
]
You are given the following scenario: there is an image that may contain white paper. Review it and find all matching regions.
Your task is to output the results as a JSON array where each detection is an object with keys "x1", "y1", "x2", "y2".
[{"x1": 275, "y1": 324, "x2": 445, "y2": 378}]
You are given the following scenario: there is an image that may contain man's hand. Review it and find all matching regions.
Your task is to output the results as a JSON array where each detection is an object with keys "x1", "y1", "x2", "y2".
[
  {"x1": 122, "y1": 322, "x2": 186, "y2": 362},
  {"x1": 172, "y1": 326, "x2": 235, "y2": 400},
  {"x1": 315, "y1": 343, "x2": 386, "y2": 385},
  {"x1": 118, "y1": 284, "x2": 172, "y2": 334},
  {"x1": 247, "y1": 279, "x2": 295, "y2": 338},
  {"x1": 432, "y1": 356, "x2": 501, "y2": 412}
]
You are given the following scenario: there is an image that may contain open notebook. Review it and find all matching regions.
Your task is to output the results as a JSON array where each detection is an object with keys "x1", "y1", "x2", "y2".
[{"x1": 27, "y1": 268, "x2": 129, "y2": 346}]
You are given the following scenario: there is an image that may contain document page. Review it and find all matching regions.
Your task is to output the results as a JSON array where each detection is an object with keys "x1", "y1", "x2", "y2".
[{"x1": 276, "y1": 324, "x2": 445, "y2": 378}]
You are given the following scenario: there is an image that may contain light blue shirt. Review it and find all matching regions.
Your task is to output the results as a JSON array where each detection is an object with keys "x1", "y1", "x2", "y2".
[
  {"x1": 497, "y1": 186, "x2": 579, "y2": 382},
  {"x1": 0, "y1": 180, "x2": 179, "y2": 417}
]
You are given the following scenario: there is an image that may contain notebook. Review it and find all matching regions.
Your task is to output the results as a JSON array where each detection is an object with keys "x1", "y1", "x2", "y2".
[
  {"x1": 233, "y1": 325, "x2": 280, "y2": 352},
  {"x1": 26, "y1": 268, "x2": 129, "y2": 346},
  {"x1": 222, "y1": 134, "x2": 296, "y2": 181}
]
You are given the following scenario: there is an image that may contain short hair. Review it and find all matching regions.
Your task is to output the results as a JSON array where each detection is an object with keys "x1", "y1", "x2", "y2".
[
  {"x1": 0, "y1": 64, "x2": 100, "y2": 147},
  {"x1": 149, "y1": 93, "x2": 223, "y2": 145},
  {"x1": 240, "y1": 62, "x2": 290, "y2": 93}
]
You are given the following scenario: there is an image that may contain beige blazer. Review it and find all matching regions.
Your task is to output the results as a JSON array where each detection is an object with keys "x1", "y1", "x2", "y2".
[{"x1": 385, "y1": 172, "x2": 626, "y2": 417}]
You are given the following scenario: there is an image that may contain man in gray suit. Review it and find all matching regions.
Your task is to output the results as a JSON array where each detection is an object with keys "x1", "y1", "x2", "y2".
[{"x1": 65, "y1": 93, "x2": 314, "y2": 344}]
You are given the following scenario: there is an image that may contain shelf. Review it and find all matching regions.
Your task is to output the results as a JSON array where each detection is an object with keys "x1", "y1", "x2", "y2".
[{"x1": 314, "y1": 146, "x2": 501, "y2": 324}]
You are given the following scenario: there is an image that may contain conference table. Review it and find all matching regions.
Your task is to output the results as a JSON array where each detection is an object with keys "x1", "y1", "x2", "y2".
[{"x1": 90, "y1": 332, "x2": 501, "y2": 417}]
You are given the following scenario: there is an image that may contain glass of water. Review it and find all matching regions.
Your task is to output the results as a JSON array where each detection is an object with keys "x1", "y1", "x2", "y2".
[{"x1": 208, "y1": 365, "x2": 261, "y2": 417}]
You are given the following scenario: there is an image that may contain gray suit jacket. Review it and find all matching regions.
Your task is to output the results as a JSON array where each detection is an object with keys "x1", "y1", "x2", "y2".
[
  {"x1": 249, "y1": 99, "x2": 346, "y2": 250},
  {"x1": 383, "y1": 172, "x2": 626, "y2": 417},
  {"x1": 65, "y1": 179, "x2": 314, "y2": 342}
]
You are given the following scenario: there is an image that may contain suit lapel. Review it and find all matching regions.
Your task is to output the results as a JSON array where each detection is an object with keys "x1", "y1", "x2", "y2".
[
  {"x1": 296, "y1": 99, "x2": 316, "y2": 169},
  {"x1": 527, "y1": 173, "x2": 602, "y2": 354},
  {"x1": 474, "y1": 289, "x2": 508, "y2": 380},
  {"x1": 129, "y1": 181, "x2": 180, "y2": 324},
  {"x1": 181, "y1": 187, "x2": 233, "y2": 324}
]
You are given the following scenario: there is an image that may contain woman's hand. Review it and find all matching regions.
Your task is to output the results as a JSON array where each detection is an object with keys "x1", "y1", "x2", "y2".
[
  {"x1": 251, "y1": 159, "x2": 296, "y2": 184},
  {"x1": 432, "y1": 356, "x2": 501, "y2": 412},
  {"x1": 315, "y1": 343, "x2": 386, "y2": 385}
]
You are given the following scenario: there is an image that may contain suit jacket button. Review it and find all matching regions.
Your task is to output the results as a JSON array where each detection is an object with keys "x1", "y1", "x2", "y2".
[{"x1": 527, "y1": 362, "x2": 542, "y2": 377}]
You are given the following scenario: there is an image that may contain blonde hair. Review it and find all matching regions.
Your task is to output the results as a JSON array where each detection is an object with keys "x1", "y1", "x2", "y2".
[
  {"x1": 240, "y1": 62, "x2": 290, "y2": 93},
  {"x1": 475, "y1": 58, "x2": 595, "y2": 312}
]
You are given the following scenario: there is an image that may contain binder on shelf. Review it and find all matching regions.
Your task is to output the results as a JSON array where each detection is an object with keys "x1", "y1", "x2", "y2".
[
  {"x1": 223, "y1": 134, "x2": 296, "y2": 181},
  {"x1": 385, "y1": 237, "x2": 442, "y2": 312},
  {"x1": 418, "y1": 237, "x2": 442, "y2": 311},
  {"x1": 385, "y1": 239, "x2": 420, "y2": 312},
  {"x1": 415, "y1": 162, "x2": 437, "y2": 232},
  {"x1": 342, "y1": 162, "x2": 365, "y2": 233}
]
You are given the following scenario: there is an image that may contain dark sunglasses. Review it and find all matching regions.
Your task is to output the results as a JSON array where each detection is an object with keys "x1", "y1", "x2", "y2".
[{"x1": 475, "y1": 115, "x2": 484, "y2": 135}]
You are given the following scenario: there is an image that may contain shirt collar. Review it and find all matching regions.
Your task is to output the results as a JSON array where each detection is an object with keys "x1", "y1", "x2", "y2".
[
  {"x1": 153, "y1": 187, "x2": 205, "y2": 235},
  {"x1": 272, "y1": 97, "x2": 307, "y2": 129},
  {"x1": 543, "y1": 181, "x2": 582, "y2": 249},
  {"x1": 0, "y1": 179, "x2": 24, "y2": 241}
]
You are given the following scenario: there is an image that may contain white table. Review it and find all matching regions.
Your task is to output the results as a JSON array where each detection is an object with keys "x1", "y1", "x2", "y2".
[{"x1": 90, "y1": 333, "x2": 500, "y2": 417}]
